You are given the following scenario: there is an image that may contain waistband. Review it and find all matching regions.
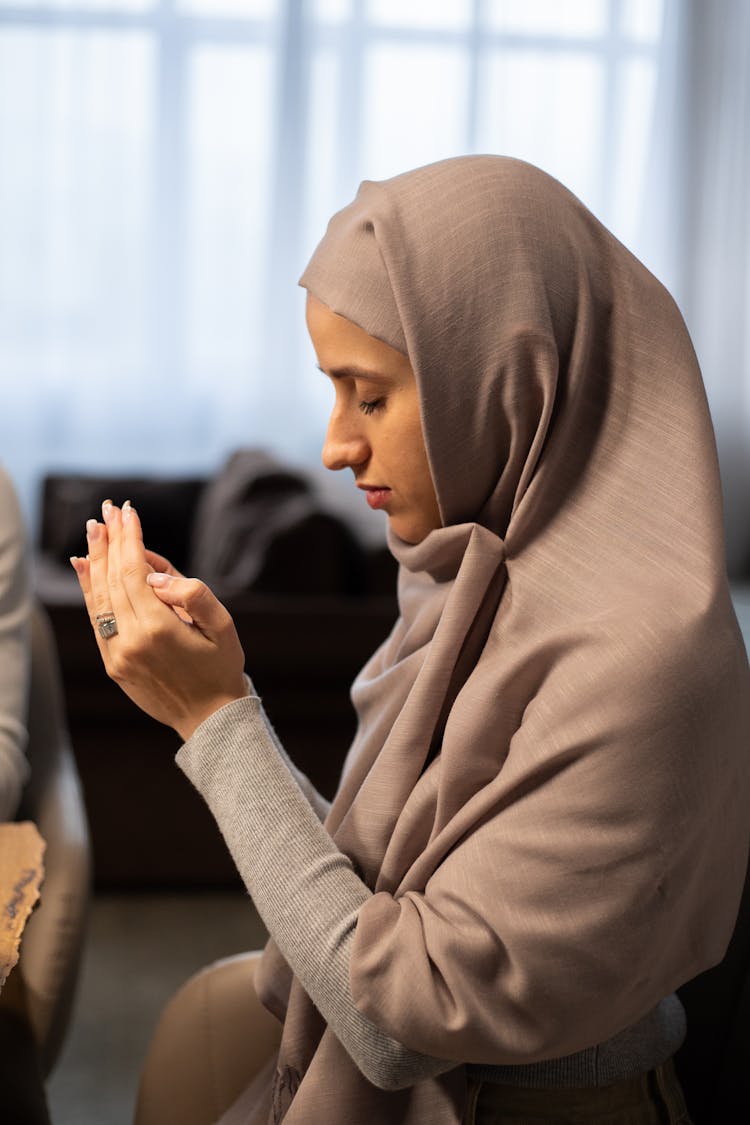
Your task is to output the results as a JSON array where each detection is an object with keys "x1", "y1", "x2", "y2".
[
  {"x1": 463, "y1": 1058, "x2": 691, "y2": 1122},
  {"x1": 465, "y1": 993, "x2": 686, "y2": 1089}
]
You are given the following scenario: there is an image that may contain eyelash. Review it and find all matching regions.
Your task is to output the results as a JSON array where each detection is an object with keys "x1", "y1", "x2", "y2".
[{"x1": 359, "y1": 398, "x2": 385, "y2": 416}]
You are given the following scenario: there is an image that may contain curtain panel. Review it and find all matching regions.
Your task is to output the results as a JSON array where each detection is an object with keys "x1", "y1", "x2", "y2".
[{"x1": 3, "y1": 0, "x2": 747, "y2": 577}]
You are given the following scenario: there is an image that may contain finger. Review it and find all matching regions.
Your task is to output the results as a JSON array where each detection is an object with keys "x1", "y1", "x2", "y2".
[
  {"x1": 118, "y1": 502, "x2": 172, "y2": 621},
  {"x1": 70, "y1": 554, "x2": 115, "y2": 670},
  {"x1": 143, "y1": 546, "x2": 191, "y2": 621},
  {"x1": 70, "y1": 554, "x2": 93, "y2": 613},
  {"x1": 101, "y1": 501, "x2": 140, "y2": 628},
  {"x1": 144, "y1": 549, "x2": 184, "y2": 579},
  {"x1": 86, "y1": 516, "x2": 116, "y2": 624},
  {"x1": 146, "y1": 573, "x2": 233, "y2": 643}
]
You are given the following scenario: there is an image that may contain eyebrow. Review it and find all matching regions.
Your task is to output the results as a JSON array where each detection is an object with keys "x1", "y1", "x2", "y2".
[{"x1": 316, "y1": 362, "x2": 390, "y2": 383}]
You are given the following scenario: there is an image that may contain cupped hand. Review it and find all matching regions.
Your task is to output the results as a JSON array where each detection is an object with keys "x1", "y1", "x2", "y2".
[{"x1": 71, "y1": 500, "x2": 248, "y2": 741}]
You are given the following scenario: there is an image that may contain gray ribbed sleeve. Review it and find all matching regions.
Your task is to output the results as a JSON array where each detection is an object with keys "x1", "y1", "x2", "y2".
[
  {"x1": 0, "y1": 467, "x2": 31, "y2": 821},
  {"x1": 175, "y1": 695, "x2": 455, "y2": 1091},
  {"x1": 236, "y1": 675, "x2": 331, "y2": 824}
]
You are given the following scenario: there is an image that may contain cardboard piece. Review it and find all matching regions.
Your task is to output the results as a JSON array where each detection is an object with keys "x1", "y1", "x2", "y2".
[{"x1": 0, "y1": 822, "x2": 45, "y2": 992}]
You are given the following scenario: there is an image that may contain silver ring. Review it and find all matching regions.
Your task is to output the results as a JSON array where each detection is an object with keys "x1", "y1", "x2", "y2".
[{"x1": 95, "y1": 612, "x2": 118, "y2": 640}]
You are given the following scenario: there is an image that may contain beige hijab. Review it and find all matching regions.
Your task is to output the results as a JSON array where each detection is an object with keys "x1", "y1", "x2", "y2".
[{"x1": 255, "y1": 156, "x2": 750, "y2": 1123}]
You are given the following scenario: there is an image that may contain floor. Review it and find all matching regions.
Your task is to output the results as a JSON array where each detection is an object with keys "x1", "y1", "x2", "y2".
[{"x1": 47, "y1": 893, "x2": 267, "y2": 1125}]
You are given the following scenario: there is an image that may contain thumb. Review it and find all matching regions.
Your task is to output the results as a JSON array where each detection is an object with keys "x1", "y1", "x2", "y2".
[{"x1": 146, "y1": 572, "x2": 229, "y2": 637}]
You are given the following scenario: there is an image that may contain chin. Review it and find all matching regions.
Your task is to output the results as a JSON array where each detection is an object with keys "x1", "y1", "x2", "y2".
[{"x1": 390, "y1": 518, "x2": 433, "y2": 545}]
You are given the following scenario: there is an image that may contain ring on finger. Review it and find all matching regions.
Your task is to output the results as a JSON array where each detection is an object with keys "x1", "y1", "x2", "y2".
[{"x1": 95, "y1": 612, "x2": 119, "y2": 640}]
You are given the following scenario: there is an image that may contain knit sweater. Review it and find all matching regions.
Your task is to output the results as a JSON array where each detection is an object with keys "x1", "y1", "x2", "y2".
[{"x1": 0, "y1": 467, "x2": 30, "y2": 820}]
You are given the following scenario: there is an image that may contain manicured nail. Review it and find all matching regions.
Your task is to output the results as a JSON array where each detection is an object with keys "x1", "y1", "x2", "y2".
[
  {"x1": 146, "y1": 572, "x2": 172, "y2": 587},
  {"x1": 122, "y1": 499, "x2": 133, "y2": 524},
  {"x1": 102, "y1": 499, "x2": 114, "y2": 523},
  {"x1": 86, "y1": 519, "x2": 100, "y2": 540},
  {"x1": 69, "y1": 555, "x2": 80, "y2": 571}
]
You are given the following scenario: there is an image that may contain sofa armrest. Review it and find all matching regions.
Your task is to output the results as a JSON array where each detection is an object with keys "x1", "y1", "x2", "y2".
[{"x1": 17, "y1": 605, "x2": 92, "y2": 1075}]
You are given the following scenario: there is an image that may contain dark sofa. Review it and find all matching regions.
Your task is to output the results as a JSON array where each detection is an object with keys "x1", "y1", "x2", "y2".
[
  {"x1": 34, "y1": 453, "x2": 750, "y2": 893},
  {"x1": 34, "y1": 451, "x2": 399, "y2": 889}
]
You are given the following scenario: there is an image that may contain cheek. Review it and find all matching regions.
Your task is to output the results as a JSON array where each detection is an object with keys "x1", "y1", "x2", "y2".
[{"x1": 399, "y1": 420, "x2": 436, "y2": 498}]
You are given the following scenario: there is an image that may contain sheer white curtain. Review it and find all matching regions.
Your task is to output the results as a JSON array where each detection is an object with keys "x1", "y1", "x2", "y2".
[
  {"x1": 0, "y1": 0, "x2": 672, "y2": 530},
  {"x1": 639, "y1": 0, "x2": 750, "y2": 576}
]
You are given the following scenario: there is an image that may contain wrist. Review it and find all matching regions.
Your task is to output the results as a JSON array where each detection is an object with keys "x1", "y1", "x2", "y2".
[{"x1": 177, "y1": 684, "x2": 251, "y2": 742}]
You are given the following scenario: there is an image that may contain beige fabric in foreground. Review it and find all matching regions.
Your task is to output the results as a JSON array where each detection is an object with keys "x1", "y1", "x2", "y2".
[
  {"x1": 252, "y1": 156, "x2": 750, "y2": 1123},
  {"x1": 0, "y1": 822, "x2": 44, "y2": 990},
  {"x1": 174, "y1": 692, "x2": 685, "y2": 1104}
]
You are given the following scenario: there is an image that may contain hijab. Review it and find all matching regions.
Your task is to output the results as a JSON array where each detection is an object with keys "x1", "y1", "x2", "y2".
[{"x1": 255, "y1": 156, "x2": 750, "y2": 1123}]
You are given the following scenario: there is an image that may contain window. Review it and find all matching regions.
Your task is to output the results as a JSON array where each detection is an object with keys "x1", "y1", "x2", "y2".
[{"x1": 0, "y1": 0, "x2": 664, "y2": 519}]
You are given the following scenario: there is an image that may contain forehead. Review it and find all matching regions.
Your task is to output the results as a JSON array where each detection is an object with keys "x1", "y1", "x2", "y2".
[{"x1": 306, "y1": 293, "x2": 414, "y2": 384}]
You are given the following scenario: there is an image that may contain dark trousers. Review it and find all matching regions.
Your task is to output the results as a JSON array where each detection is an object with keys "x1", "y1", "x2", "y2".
[{"x1": 463, "y1": 1058, "x2": 692, "y2": 1124}]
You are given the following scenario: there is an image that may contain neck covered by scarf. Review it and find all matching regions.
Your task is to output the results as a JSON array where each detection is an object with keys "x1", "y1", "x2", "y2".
[{"x1": 257, "y1": 156, "x2": 750, "y2": 1122}]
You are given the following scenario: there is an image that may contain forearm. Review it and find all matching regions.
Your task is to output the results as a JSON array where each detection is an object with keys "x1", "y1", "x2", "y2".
[
  {"x1": 176, "y1": 696, "x2": 454, "y2": 1090},
  {"x1": 239, "y1": 677, "x2": 331, "y2": 822}
]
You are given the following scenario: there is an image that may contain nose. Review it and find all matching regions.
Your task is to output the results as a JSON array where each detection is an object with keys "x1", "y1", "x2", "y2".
[{"x1": 321, "y1": 405, "x2": 370, "y2": 472}]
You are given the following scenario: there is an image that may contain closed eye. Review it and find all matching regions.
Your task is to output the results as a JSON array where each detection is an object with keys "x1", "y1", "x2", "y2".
[{"x1": 359, "y1": 398, "x2": 385, "y2": 416}]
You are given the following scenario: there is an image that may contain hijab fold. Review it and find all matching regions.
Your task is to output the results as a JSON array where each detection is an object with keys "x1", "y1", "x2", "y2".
[{"x1": 254, "y1": 156, "x2": 750, "y2": 1123}]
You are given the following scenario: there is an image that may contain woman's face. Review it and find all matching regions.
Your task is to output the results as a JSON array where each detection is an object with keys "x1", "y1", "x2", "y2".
[{"x1": 307, "y1": 294, "x2": 441, "y2": 544}]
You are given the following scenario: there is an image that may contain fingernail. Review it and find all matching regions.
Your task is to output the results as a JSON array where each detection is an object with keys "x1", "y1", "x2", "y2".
[
  {"x1": 122, "y1": 499, "x2": 133, "y2": 524},
  {"x1": 102, "y1": 500, "x2": 113, "y2": 523},
  {"x1": 86, "y1": 519, "x2": 100, "y2": 540},
  {"x1": 146, "y1": 572, "x2": 172, "y2": 587},
  {"x1": 69, "y1": 555, "x2": 80, "y2": 571}
]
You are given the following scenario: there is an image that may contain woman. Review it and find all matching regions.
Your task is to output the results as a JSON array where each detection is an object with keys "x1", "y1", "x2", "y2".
[
  {"x1": 71, "y1": 157, "x2": 750, "y2": 1124},
  {"x1": 0, "y1": 466, "x2": 51, "y2": 1125}
]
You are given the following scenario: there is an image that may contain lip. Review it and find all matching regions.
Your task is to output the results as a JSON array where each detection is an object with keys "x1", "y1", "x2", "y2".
[{"x1": 357, "y1": 484, "x2": 392, "y2": 511}]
